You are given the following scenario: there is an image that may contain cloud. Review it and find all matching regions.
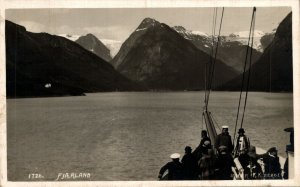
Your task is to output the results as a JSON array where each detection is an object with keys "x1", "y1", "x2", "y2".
[{"x1": 82, "y1": 26, "x2": 133, "y2": 42}]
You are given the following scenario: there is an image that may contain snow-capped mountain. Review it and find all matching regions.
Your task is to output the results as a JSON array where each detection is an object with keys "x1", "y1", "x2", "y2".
[
  {"x1": 58, "y1": 34, "x2": 80, "y2": 41},
  {"x1": 110, "y1": 17, "x2": 238, "y2": 90},
  {"x1": 173, "y1": 26, "x2": 272, "y2": 53},
  {"x1": 173, "y1": 26, "x2": 262, "y2": 73},
  {"x1": 231, "y1": 30, "x2": 265, "y2": 38},
  {"x1": 225, "y1": 30, "x2": 266, "y2": 52},
  {"x1": 173, "y1": 26, "x2": 209, "y2": 40}
]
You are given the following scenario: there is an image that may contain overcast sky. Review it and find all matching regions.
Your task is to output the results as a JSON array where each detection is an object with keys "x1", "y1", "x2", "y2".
[{"x1": 6, "y1": 7, "x2": 291, "y2": 42}]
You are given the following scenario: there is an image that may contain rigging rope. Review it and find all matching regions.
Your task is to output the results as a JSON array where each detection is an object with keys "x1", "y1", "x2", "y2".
[
  {"x1": 233, "y1": 7, "x2": 257, "y2": 145},
  {"x1": 211, "y1": 113, "x2": 222, "y2": 131},
  {"x1": 240, "y1": 8, "x2": 256, "y2": 128},
  {"x1": 205, "y1": 7, "x2": 225, "y2": 109},
  {"x1": 205, "y1": 7, "x2": 218, "y2": 108}
]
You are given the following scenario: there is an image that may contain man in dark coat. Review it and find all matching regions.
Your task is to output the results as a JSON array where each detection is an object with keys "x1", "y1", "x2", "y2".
[
  {"x1": 158, "y1": 153, "x2": 184, "y2": 180},
  {"x1": 261, "y1": 147, "x2": 282, "y2": 179},
  {"x1": 215, "y1": 126, "x2": 233, "y2": 154},
  {"x1": 244, "y1": 146, "x2": 263, "y2": 179},
  {"x1": 215, "y1": 146, "x2": 234, "y2": 180},
  {"x1": 193, "y1": 130, "x2": 211, "y2": 159},
  {"x1": 234, "y1": 128, "x2": 250, "y2": 168},
  {"x1": 181, "y1": 146, "x2": 198, "y2": 180}
]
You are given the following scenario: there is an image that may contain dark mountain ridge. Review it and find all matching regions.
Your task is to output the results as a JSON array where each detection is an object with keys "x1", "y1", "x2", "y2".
[
  {"x1": 219, "y1": 12, "x2": 292, "y2": 92},
  {"x1": 6, "y1": 20, "x2": 144, "y2": 98},
  {"x1": 111, "y1": 18, "x2": 239, "y2": 90}
]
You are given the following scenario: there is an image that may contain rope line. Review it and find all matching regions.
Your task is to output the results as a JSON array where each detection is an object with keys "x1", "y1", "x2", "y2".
[
  {"x1": 205, "y1": 7, "x2": 218, "y2": 108},
  {"x1": 205, "y1": 7, "x2": 224, "y2": 109},
  {"x1": 233, "y1": 7, "x2": 257, "y2": 145},
  {"x1": 240, "y1": 8, "x2": 256, "y2": 128}
]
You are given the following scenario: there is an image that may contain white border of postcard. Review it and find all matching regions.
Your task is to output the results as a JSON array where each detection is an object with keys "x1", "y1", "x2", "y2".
[{"x1": 0, "y1": 0, "x2": 299, "y2": 186}]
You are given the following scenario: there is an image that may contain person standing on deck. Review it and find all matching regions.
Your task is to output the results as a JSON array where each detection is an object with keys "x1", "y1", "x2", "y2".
[
  {"x1": 158, "y1": 153, "x2": 184, "y2": 180},
  {"x1": 215, "y1": 146, "x2": 234, "y2": 180},
  {"x1": 244, "y1": 146, "x2": 263, "y2": 179},
  {"x1": 215, "y1": 126, "x2": 233, "y2": 154},
  {"x1": 181, "y1": 146, "x2": 198, "y2": 180},
  {"x1": 234, "y1": 128, "x2": 250, "y2": 168},
  {"x1": 198, "y1": 149, "x2": 216, "y2": 180},
  {"x1": 258, "y1": 147, "x2": 282, "y2": 179},
  {"x1": 193, "y1": 130, "x2": 211, "y2": 159}
]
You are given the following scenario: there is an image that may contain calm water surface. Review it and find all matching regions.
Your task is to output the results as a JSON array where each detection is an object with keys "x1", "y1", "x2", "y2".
[{"x1": 7, "y1": 92, "x2": 293, "y2": 180}]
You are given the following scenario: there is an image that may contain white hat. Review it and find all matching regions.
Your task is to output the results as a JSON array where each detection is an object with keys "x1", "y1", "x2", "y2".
[
  {"x1": 222, "y1": 125, "x2": 229, "y2": 129},
  {"x1": 170, "y1": 153, "x2": 180, "y2": 159}
]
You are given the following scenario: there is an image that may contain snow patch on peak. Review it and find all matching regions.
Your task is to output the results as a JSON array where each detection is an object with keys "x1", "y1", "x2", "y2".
[
  {"x1": 191, "y1": 30, "x2": 209, "y2": 37},
  {"x1": 232, "y1": 30, "x2": 265, "y2": 38},
  {"x1": 135, "y1": 28, "x2": 148, "y2": 32},
  {"x1": 173, "y1": 26, "x2": 209, "y2": 38}
]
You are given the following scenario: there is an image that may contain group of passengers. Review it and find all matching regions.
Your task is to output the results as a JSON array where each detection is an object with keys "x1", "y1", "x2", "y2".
[{"x1": 158, "y1": 126, "x2": 283, "y2": 180}]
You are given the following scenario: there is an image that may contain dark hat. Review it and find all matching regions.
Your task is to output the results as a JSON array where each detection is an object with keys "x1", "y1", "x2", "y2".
[
  {"x1": 284, "y1": 127, "x2": 294, "y2": 132},
  {"x1": 185, "y1": 146, "x2": 192, "y2": 152},
  {"x1": 238, "y1": 128, "x2": 245, "y2": 133},
  {"x1": 247, "y1": 146, "x2": 257, "y2": 158},
  {"x1": 268, "y1": 147, "x2": 278, "y2": 153}
]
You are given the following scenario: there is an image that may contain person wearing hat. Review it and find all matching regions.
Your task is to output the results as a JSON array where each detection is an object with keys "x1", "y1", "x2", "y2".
[
  {"x1": 215, "y1": 145, "x2": 234, "y2": 180},
  {"x1": 234, "y1": 128, "x2": 250, "y2": 168},
  {"x1": 158, "y1": 153, "x2": 184, "y2": 180},
  {"x1": 261, "y1": 147, "x2": 282, "y2": 179},
  {"x1": 193, "y1": 130, "x2": 211, "y2": 160},
  {"x1": 198, "y1": 148, "x2": 216, "y2": 180},
  {"x1": 215, "y1": 126, "x2": 233, "y2": 154},
  {"x1": 243, "y1": 146, "x2": 263, "y2": 179},
  {"x1": 181, "y1": 146, "x2": 198, "y2": 180}
]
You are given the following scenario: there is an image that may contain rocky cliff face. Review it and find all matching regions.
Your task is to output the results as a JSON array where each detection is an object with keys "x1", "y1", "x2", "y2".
[
  {"x1": 76, "y1": 33, "x2": 112, "y2": 61},
  {"x1": 220, "y1": 12, "x2": 292, "y2": 92},
  {"x1": 111, "y1": 18, "x2": 238, "y2": 90},
  {"x1": 6, "y1": 20, "x2": 144, "y2": 97}
]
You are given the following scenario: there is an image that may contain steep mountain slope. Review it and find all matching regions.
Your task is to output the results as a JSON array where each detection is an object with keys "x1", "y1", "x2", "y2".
[
  {"x1": 260, "y1": 30, "x2": 276, "y2": 50},
  {"x1": 173, "y1": 26, "x2": 262, "y2": 73},
  {"x1": 220, "y1": 12, "x2": 292, "y2": 92},
  {"x1": 111, "y1": 18, "x2": 238, "y2": 90},
  {"x1": 6, "y1": 20, "x2": 143, "y2": 97},
  {"x1": 76, "y1": 34, "x2": 112, "y2": 61}
]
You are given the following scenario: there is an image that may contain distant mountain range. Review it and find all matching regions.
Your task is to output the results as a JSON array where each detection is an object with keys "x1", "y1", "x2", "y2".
[
  {"x1": 220, "y1": 12, "x2": 292, "y2": 92},
  {"x1": 5, "y1": 12, "x2": 292, "y2": 97},
  {"x1": 59, "y1": 24, "x2": 273, "y2": 74},
  {"x1": 172, "y1": 26, "x2": 263, "y2": 73},
  {"x1": 6, "y1": 20, "x2": 144, "y2": 98},
  {"x1": 111, "y1": 18, "x2": 238, "y2": 90}
]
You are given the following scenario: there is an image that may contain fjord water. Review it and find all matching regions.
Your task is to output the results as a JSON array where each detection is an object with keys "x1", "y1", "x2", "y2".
[{"x1": 7, "y1": 92, "x2": 293, "y2": 181}]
